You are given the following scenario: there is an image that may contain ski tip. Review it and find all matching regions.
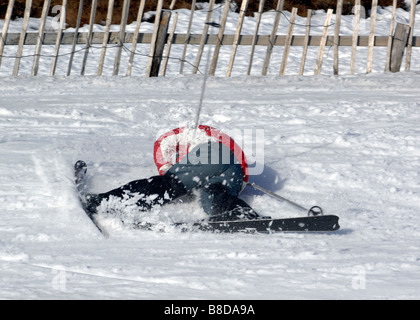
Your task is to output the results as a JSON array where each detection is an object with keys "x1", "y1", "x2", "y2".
[
  {"x1": 74, "y1": 160, "x2": 87, "y2": 187},
  {"x1": 75, "y1": 160, "x2": 87, "y2": 170}
]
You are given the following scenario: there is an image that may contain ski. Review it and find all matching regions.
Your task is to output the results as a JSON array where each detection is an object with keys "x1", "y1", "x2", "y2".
[
  {"x1": 134, "y1": 215, "x2": 340, "y2": 233},
  {"x1": 199, "y1": 215, "x2": 340, "y2": 233},
  {"x1": 74, "y1": 160, "x2": 106, "y2": 236}
]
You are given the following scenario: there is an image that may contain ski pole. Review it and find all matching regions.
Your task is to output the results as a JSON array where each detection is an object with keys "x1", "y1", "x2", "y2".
[{"x1": 246, "y1": 182, "x2": 323, "y2": 216}]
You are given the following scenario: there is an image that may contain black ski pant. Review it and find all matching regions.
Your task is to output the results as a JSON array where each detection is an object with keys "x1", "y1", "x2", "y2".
[
  {"x1": 86, "y1": 142, "x2": 259, "y2": 220},
  {"x1": 86, "y1": 171, "x2": 258, "y2": 220}
]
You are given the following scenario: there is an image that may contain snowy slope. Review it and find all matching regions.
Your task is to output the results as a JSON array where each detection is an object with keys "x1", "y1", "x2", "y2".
[
  {"x1": 1, "y1": 72, "x2": 420, "y2": 299},
  {"x1": 1, "y1": 4, "x2": 420, "y2": 300}
]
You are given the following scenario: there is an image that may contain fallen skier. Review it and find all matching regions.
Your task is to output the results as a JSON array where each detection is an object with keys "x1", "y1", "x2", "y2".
[
  {"x1": 78, "y1": 126, "x2": 259, "y2": 221},
  {"x1": 75, "y1": 126, "x2": 340, "y2": 233}
]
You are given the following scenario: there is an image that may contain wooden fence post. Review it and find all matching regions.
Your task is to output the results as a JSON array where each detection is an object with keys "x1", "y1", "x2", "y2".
[
  {"x1": 113, "y1": 0, "x2": 130, "y2": 76},
  {"x1": 247, "y1": 0, "x2": 265, "y2": 75},
  {"x1": 160, "y1": 12, "x2": 179, "y2": 76},
  {"x1": 126, "y1": 0, "x2": 146, "y2": 76},
  {"x1": 0, "y1": 0, "x2": 15, "y2": 69},
  {"x1": 192, "y1": 0, "x2": 215, "y2": 74},
  {"x1": 67, "y1": 0, "x2": 83, "y2": 76},
  {"x1": 81, "y1": 0, "x2": 98, "y2": 75},
  {"x1": 13, "y1": 0, "x2": 33, "y2": 76},
  {"x1": 262, "y1": 0, "x2": 284, "y2": 76},
  {"x1": 32, "y1": 0, "x2": 51, "y2": 76},
  {"x1": 390, "y1": 23, "x2": 410, "y2": 72},
  {"x1": 209, "y1": 0, "x2": 230, "y2": 76},
  {"x1": 366, "y1": 0, "x2": 378, "y2": 73},
  {"x1": 147, "y1": 10, "x2": 172, "y2": 77},
  {"x1": 280, "y1": 7, "x2": 297, "y2": 76},
  {"x1": 50, "y1": 0, "x2": 68, "y2": 76},
  {"x1": 179, "y1": 0, "x2": 196, "y2": 74},
  {"x1": 350, "y1": 0, "x2": 361, "y2": 74},
  {"x1": 227, "y1": 0, "x2": 249, "y2": 77},
  {"x1": 314, "y1": 9, "x2": 333, "y2": 75},
  {"x1": 385, "y1": 0, "x2": 397, "y2": 72},
  {"x1": 180, "y1": 0, "x2": 196, "y2": 74},
  {"x1": 97, "y1": 0, "x2": 114, "y2": 76},
  {"x1": 334, "y1": 0, "x2": 343, "y2": 75},
  {"x1": 146, "y1": 0, "x2": 164, "y2": 77},
  {"x1": 405, "y1": 0, "x2": 416, "y2": 71},
  {"x1": 169, "y1": 0, "x2": 177, "y2": 9},
  {"x1": 299, "y1": 9, "x2": 312, "y2": 75}
]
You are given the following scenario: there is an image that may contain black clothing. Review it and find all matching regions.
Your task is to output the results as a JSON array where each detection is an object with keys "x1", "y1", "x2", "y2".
[{"x1": 86, "y1": 142, "x2": 259, "y2": 220}]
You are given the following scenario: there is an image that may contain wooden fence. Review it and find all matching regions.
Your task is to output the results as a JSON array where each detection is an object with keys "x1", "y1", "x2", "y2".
[{"x1": 0, "y1": 0, "x2": 418, "y2": 77}]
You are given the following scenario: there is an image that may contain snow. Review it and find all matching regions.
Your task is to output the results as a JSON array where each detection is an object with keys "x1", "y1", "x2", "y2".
[{"x1": 1, "y1": 4, "x2": 420, "y2": 300}]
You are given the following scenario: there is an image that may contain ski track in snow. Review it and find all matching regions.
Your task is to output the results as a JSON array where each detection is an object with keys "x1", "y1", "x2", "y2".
[{"x1": 1, "y1": 4, "x2": 420, "y2": 299}]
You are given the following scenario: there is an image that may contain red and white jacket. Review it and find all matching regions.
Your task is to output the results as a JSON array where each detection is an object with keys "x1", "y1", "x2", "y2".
[{"x1": 154, "y1": 125, "x2": 249, "y2": 182}]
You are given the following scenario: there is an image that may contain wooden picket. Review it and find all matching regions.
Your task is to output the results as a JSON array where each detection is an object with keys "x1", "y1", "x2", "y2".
[
  {"x1": 160, "y1": 12, "x2": 178, "y2": 76},
  {"x1": 385, "y1": 0, "x2": 397, "y2": 72},
  {"x1": 262, "y1": 0, "x2": 284, "y2": 76},
  {"x1": 0, "y1": 0, "x2": 418, "y2": 77},
  {"x1": 112, "y1": 0, "x2": 130, "y2": 76},
  {"x1": 32, "y1": 0, "x2": 50, "y2": 76},
  {"x1": 299, "y1": 9, "x2": 311, "y2": 75},
  {"x1": 145, "y1": 0, "x2": 164, "y2": 77},
  {"x1": 209, "y1": 0, "x2": 230, "y2": 76},
  {"x1": 314, "y1": 9, "x2": 333, "y2": 75},
  {"x1": 405, "y1": 0, "x2": 416, "y2": 70},
  {"x1": 333, "y1": 0, "x2": 343, "y2": 75},
  {"x1": 126, "y1": 0, "x2": 145, "y2": 76},
  {"x1": 67, "y1": 0, "x2": 83, "y2": 76},
  {"x1": 0, "y1": 0, "x2": 14, "y2": 68},
  {"x1": 12, "y1": 0, "x2": 32, "y2": 76},
  {"x1": 179, "y1": 0, "x2": 196, "y2": 74},
  {"x1": 350, "y1": 0, "x2": 361, "y2": 75},
  {"x1": 81, "y1": 0, "x2": 98, "y2": 76},
  {"x1": 97, "y1": 0, "x2": 114, "y2": 76},
  {"x1": 192, "y1": 0, "x2": 215, "y2": 75},
  {"x1": 280, "y1": 7, "x2": 297, "y2": 76},
  {"x1": 366, "y1": 0, "x2": 377, "y2": 73},
  {"x1": 247, "y1": 0, "x2": 265, "y2": 75},
  {"x1": 50, "y1": 0, "x2": 67, "y2": 76},
  {"x1": 226, "y1": 0, "x2": 249, "y2": 77}
]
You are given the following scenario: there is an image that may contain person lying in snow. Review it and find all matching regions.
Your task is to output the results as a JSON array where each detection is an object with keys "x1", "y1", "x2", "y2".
[{"x1": 79, "y1": 126, "x2": 260, "y2": 221}]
